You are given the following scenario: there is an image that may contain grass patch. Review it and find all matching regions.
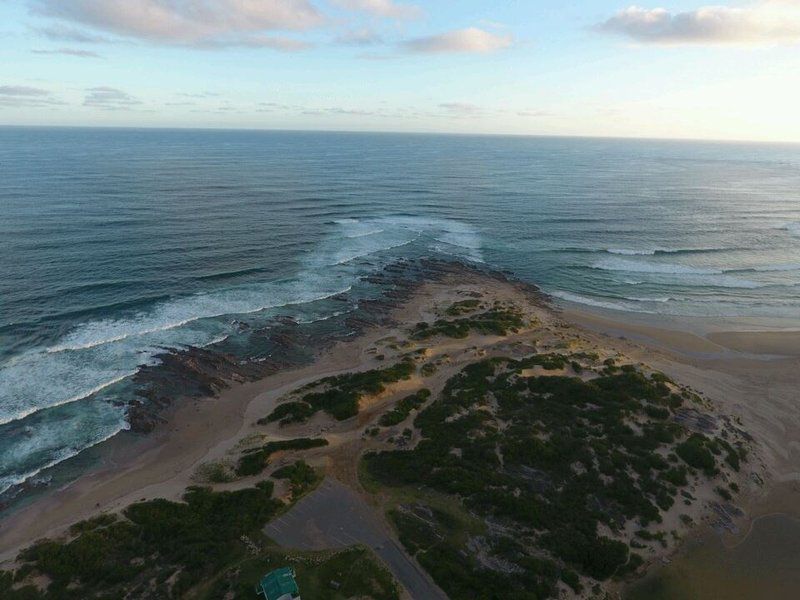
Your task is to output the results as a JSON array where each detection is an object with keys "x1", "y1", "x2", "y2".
[
  {"x1": 445, "y1": 299, "x2": 481, "y2": 316},
  {"x1": 194, "y1": 460, "x2": 236, "y2": 484}
]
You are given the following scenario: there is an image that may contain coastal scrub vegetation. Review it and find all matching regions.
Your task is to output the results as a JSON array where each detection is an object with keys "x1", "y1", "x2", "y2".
[
  {"x1": 2, "y1": 484, "x2": 282, "y2": 599},
  {"x1": 445, "y1": 299, "x2": 482, "y2": 316},
  {"x1": 262, "y1": 358, "x2": 416, "y2": 425},
  {"x1": 0, "y1": 484, "x2": 397, "y2": 599},
  {"x1": 378, "y1": 389, "x2": 431, "y2": 427},
  {"x1": 271, "y1": 460, "x2": 321, "y2": 501},
  {"x1": 363, "y1": 354, "x2": 746, "y2": 597},
  {"x1": 237, "y1": 438, "x2": 328, "y2": 477},
  {"x1": 202, "y1": 546, "x2": 399, "y2": 600},
  {"x1": 410, "y1": 307, "x2": 525, "y2": 340}
]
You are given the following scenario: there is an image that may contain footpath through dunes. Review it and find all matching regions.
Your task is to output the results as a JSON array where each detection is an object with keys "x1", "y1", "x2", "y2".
[{"x1": 0, "y1": 259, "x2": 794, "y2": 600}]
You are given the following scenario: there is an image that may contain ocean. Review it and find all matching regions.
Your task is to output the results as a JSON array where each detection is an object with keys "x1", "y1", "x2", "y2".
[{"x1": 1, "y1": 127, "x2": 800, "y2": 500}]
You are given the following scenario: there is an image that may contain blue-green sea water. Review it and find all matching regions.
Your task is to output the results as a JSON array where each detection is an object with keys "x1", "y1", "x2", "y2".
[{"x1": 1, "y1": 127, "x2": 799, "y2": 497}]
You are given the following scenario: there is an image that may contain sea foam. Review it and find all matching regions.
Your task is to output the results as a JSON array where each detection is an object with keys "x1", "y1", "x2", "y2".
[{"x1": 593, "y1": 257, "x2": 723, "y2": 275}]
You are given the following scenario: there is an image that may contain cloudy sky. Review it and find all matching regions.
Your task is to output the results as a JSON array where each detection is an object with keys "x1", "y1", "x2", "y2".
[{"x1": 2, "y1": 0, "x2": 800, "y2": 141}]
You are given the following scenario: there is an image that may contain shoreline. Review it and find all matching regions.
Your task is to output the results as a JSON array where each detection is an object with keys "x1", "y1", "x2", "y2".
[{"x1": 2, "y1": 269, "x2": 799, "y2": 597}]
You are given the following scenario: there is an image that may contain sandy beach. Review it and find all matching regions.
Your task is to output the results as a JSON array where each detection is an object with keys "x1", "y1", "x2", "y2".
[{"x1": 2, "y1": 269, "x2": 799, "y2": 598}]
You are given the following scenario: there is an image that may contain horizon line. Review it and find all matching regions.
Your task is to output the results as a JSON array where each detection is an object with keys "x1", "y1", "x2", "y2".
[{"x1": 1, "y1": 123, "x2": 799, "y2": 147}]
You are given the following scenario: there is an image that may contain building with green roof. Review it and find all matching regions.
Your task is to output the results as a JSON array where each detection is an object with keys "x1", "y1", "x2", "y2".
[{"x1": 257, "y1": 567, "x2": 301, "y2": 600}]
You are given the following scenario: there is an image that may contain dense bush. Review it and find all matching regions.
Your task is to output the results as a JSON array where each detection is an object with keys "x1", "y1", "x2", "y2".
[
  {"x1": 271, "y1": 460, "x2": 320, "y2": 499},
  {"x1": 388, "y1": 507, "x2": 559, "y2": 600},
  {"x1": 237, "y1": 438, "x2": 328, "y2": 477},
  {"x1": 259, "y1": 401, "x2": 315, "y2": 425},
  {"x1": 379, "y1": 389, "x2": 431, "y2": 427},
  {"x1": 265, "y1": 359, "x2": 416, "y2": 424},
  {"x1": 411, "y1": 308, "x2": 524, "y2": 340},
  {"x1": 9, "y1": 483, "x2": 282, "y2": 599},
  {"x1": 675, "y1": 434, "x2": 718, "y2": 475},
  {"x1": 364, "y1": 355, "x2": 720, "y2": 595}
]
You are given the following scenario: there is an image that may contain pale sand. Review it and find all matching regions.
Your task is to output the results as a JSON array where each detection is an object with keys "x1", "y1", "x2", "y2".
[
  {"x1": 707, "y1": 330, "x2": 800, "y2": 356},
  {"x1": 2, "y1": 274, "x2": 800, "y2": 584}
]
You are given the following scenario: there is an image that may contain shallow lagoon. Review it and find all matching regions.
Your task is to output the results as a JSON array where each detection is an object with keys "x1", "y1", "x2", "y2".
[{"x1": 628, "y1": 514, "x2": 800, "y2": 599}]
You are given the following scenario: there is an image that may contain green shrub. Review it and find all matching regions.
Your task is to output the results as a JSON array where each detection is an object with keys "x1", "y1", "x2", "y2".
[
  {"x1": 265, "y1": 359, "x2": 417, "y2": 424},
  {"x1": 445, "y1": 299, "x2": 481, "y2": 316},
  {"x1": 259, "y1": 401, "x2": 315, "y2": 425},
  {"x1": 272, "y1": 460, "x2": 319, "y2": 499},
  {"x1": 364, "y1": 355, "x2": 714, "y2": 589},
  {"x1": 420, "y1": 362, "x2": 438, "y2": 377},
  {"x1": 379, "y1": 389, "x2": 431, "y2": 427},
  {"x1": 237, "y1": 438, "x2": 328, "y2": 477},
  {"x1": 13, "y1": 484, "x2": 282, "y2": 599},
  {"x1": 676, "y1": 434, "x2": 717, "y2": 475},
  {"x1": 411, "y1": 308, "x2": 524, "y2": 340}
]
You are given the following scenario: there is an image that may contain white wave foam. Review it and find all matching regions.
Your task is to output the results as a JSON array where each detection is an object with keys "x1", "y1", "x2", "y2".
[
  {"x1": 332, "y1": 239, "x2": 415, "y2": 265},
  {"x1": 593, "y1": 257, "x2": 722, "y2": 275},
  {"x1": 1, "y1": 280, "x2": 354, "y2": 429},
  {"x1": 745, "y1": 263, "x2": 800, "y2": 273},
  {"x1": 323, "y1": 215, "x2": 484, "y2": 265},
  {"x1": 550, "y1": 291, "x2": 654, "y2": 314},
  {"x1": 624, "y1": 296, "x2": 674, "y2": 303},
  {"x1": 606, "y1": 247, "x2": 725, "y2": 256},
  {"x1": 0, "y1": 370, "x2": 135, "y2": 426},
  {"x1": 47, "y1": 319, "x2": 197, "y2": 353},
  {"x1": 296, "y1": 309, "x2": 353, "y2": 324},
  {"x1": 46, "y1": 285, "x2": 353, "y2": 354},
  {"x1": 345, "y1": 228, "x2": 384, "y2": 239},
  {"x1": 699, "y1": 276, "x2": 765, "y2": 289},
  {"x1": 607, "y1": 248, "x2": 657, "y2": 256},
  {"x1": 2, "y1": 214, "x2": 485, "y2": 491},
  {"x1": 0, "y1": 415, "x2": 127, "y2": 496},
  {"x1": 781, "y1": 222, "x2": 800, "y2": 237}
]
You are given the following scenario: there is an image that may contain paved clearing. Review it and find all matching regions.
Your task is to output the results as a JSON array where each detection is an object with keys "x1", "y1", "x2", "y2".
[{"x1": 265, "y1": 478, "x2": 448, "y2": 599}]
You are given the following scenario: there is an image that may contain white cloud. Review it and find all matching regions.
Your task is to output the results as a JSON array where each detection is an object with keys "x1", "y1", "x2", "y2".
[
  {"x1": 0, "y1": 85, "x2": 65, "y2": 108},
  {"x1": 205, "y1": 34, "x2": 313, "y2": 51},
  {"x1": 517, "y1": 109, "x2": 551, "y2": 117},
  {"x1": 332, "y1": 0, "x2": 421, "y2": 20},
  {"x1": 334, "y1": 28, "x2": 384, "y2": 46},
  {"x1": 596, "y1": 3, "x2": 800, "y2": 45},
  {"x1": 83, "y1": 86, "x2": 141, "y2": 110},
  {"x1": 34, "y1": 24, "x2": 112, "y2": 43},
  {"x1": 439, "y1": 102, "x2": 485, "y2": 115},
  {"x1": 32, "y1": 0, "x2": 323, "y2": 48},
  {"x1": 0, "y1": 85, "x2": 51, "y2": 97},
  {"x1": 32, "y1": 47, "x2": 102, "y2": 58},
  {"x1": 403, "y1": 27, "x2": 513, "y2": 53}
]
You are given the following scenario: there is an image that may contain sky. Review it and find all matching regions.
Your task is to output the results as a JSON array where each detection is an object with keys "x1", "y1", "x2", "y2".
[{"x1": 2, "y1": 0, "x2": 800, "y2": 141}]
